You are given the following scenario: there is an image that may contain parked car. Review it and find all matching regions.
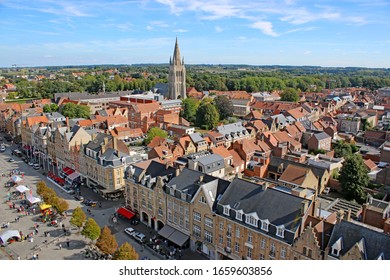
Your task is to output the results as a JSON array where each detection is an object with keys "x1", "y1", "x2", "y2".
[
  {"x1": 8, "y1": 158, "x2": 14, "y2": 162},
  {"x1": 74, "y1": 195, "x2": 84, "y2": 201},
  {"x1": 0, "y1": 145, "x2": 5, "y2": 152},
  {"x1": 33, "y1": 163, "x2": 40, "y2": 170},
  {"x1": 28, "y1": 161, "x2": 34, "y2": 166},
  {"x1": 134, "y1": 233, "x2": 146, "y2": 243},
  {"x1": 124, "y1": 227, "x2": 136, "y2": 237}
]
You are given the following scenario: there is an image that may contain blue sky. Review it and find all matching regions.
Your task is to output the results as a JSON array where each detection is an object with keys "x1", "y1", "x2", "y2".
[{"x1": 0, "y1": 0, "x2": 389, "y2": 68}]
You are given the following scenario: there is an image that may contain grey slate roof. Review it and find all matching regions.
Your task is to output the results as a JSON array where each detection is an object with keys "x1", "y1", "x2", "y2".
[
  {"x1": 328, "y1": 220, "x2": 390, "y2": 259},
  {"x1": 313, "y1": 132, "x2": 331, "y2": 141},
  {"x1": 218, "y1": 178, "x2": 309, "y2": 232},
  {"x1": 195, "y1": 154, "x2": 225, "y2": 173},
  {"x1": 188, "y1": 132, "x2": 205, "y2": 144},
  {"x1": 216, "y1": 122, "x2": 247, "y2": 136},
  {"x1": 85, "y1": 133, "x2": 112, "y2": 152},
  {"x1": 268, "y1": 156, "x2": 327, "y2": 180},
  {"x1": 166, "y1": 168, "x2": 216, "y2": 197}
]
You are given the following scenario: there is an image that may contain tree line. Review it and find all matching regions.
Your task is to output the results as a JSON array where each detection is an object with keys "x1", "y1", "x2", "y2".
[{"x1": 2, "y1": 65, "x2": 390, "y2": 99}]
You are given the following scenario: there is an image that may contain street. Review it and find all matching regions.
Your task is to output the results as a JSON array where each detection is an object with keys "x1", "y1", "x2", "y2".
[{"x1": 0, "y1": 138, "x2": 160, "y2": 260}]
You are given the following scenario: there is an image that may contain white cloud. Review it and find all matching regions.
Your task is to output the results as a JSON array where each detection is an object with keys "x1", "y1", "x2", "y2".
[
  {"x1": 303, "y1": 50, "x2": 312, "y2": 55},
  {"x1": 250, "y1": 21, "x2": 278, "y2": 37},
  {"x1": 146, "y1": 26, "x2": 153, "y2": 31},
  {"x1": 215, "y1": 26, "x2": 223, "y2": 32},
  {"x1": 173, "y1": 29, "x2": 188, "y2": 33}
]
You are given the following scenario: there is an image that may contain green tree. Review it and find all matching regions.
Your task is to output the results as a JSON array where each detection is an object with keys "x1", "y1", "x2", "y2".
[
  {"x1": 81, "y1": 218, "x2": 101, "y2": 242},
  {"x1": 113, "y1": 242, "x2": 139, "y2": 260},
  {"x1": 339, "y1": 154, "x2": 369, "y2": 203},
  {"x1": 361, "y1": 119, "x2": 373, "y2": 131},
  {"x1": 36, "y1": 181, "x2": 49, "y2": 196},
  {"x1": 145, "y1": 127, "x2": 168, "y2": 144},
  {"x1": 43, "y1": 104, "x2": 52, "y2": 113},
  {"x1": 50, "y1": 103, "x2": 59, "y2": 112},
  {"x1": 196, "y1": 102, "x2": 220, "y2": 130},
  {"x1": 180, "y1": 98, "x2": 199, "y2": 123},
  {"x1": 53, "y1": 198, "x2": 69, "y2": 214},
  {"x1": 75, "y1": 104, "x2": 90, "y2": 118},
  {"x1": 334, "y1": 141, "x2": 353, "y2": 158},
  {"x1": 96, "y1": 226, "x2": 118, "y2": 255},
  {"x1": 280, "y1": 88, "x2": 299, "y2": 102},
  {"x1": 61, "y1": 103, "x2": 90, "y2": 119},
  {"x1": 70, "y1": 207, "x2": 86, "y2": 230},
  {"x1": 214, "y1": 95, "x2": 234, "y2": 120}
]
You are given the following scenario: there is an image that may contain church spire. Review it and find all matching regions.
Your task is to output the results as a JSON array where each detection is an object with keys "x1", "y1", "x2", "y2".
[{"x1": 173, "y1": 37, "x2": 182, "y2": 65}]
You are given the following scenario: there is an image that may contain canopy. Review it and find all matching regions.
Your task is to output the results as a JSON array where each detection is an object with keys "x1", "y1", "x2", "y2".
[
  {"x1": 117, "y1": 207, "x2": 135, "y2": 219},
  {"x1": 16, "y1": 185, "x2": 29, "y2": 193},
  {"x1": 10, "y1": 175, "x2": 22, "y2": 183},
  {"x1": 63, "y1": 167, "x2": 75, "y2": 175},
  {"x1": 27, "y1": 196, "x2": 41, "y2": 204},
  {"x1": 158, "y1": 225, "x2": 189, "y2": 247},
  {"x1": 39, "y1": 204, "x2": 52, "y2": 211},
  {"x1": 0, "y1": 230, "x2": 21, "y2": 244},
  {"x1": 67, "y1": 171, "x2": 80, "y2": 181}
]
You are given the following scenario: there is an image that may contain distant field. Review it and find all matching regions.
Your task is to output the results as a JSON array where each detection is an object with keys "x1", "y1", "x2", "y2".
[{"x1": 5, "y1": 98, "x2": 34, "y2": 103}]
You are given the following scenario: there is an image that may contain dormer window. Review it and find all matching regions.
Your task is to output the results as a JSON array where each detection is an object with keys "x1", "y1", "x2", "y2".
[
  {"x1": 331, "y1": 237, "x2": 343, "y2": 257},
  {"x1": 223, "y1": 206, "x2": 230, "y2": 216},
  {"x1": 181, "y1": 192, "x2": 186, "y2": 200},
  {"x1": 245, "y1": 215, "x2": 257, "y2": 227},
  {"x1": 236, "y1": 210, "x2": 243, "y2": 221},
  {"x1": 276, "y1": 226, "x2": 285, "y2": 238},
  {"x1": 261, "y1": 220, "x2": 269, "y2": 232},
  {"x1": 170, "y1": 187, "x2": 175, "y2": 196}
]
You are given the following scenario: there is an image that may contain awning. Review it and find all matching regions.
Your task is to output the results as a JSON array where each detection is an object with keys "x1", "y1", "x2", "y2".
[
  {"x1": 16, "y1": 185, "x2": 29, "y2": 193},
  {"x1": 158, "y1": 225, "x2": 189, "y2": 247},
  {"x1": 158, "y1": 225, "x2": 176, "y2": 239},
  {"x1": 117, "y1": 207, "x2": 135, "y2": 219},
  {"x1": 67, "y1": 171, "x2": 80, "y2": 181},
  {"x1": 0, "y1": 230, "x2": 21, "y2": 243},
  {"x1": 39, "y1": 204, "x2": 52, "y2": 211},
  {"x1": 27, "y1": 196, "x2": 41, "y2": 204}
]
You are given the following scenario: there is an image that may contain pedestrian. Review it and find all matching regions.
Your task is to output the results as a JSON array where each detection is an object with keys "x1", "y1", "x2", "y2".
[
  {"x1": 34, "y1": 228, "x2": 38, "y2": 234},
  {"x1": 66, "y1": 241, "x2": 70, "y2": 248},
  {"x1": 36, "y1": 253, "x2": 39, "y2": 260},
  {"x1": 59, "y1": 244, "x2": 62, "y2": 250}
]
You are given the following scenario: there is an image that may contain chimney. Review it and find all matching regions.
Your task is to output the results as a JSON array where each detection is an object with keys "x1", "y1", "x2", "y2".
[
  {"x1": 113, "y1": 137, "x2": 117, "y2": 150},
  {"x1": 199, "y1": 175, "x2": 204, "y2": 183},
  {"x1": 175, "y1": 167, "x2": 180, "y2": 177},
  {"x1": 336, "y1": 210, "x2": 345, "y2": 224},
  {"x1": 300, "y1": 200, "x2": 309, "y2": 215}
]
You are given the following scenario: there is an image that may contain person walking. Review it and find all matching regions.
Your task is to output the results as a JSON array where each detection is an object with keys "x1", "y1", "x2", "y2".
[{"x1": 59, "y1": 244, "x2": 62, "y2": 250}]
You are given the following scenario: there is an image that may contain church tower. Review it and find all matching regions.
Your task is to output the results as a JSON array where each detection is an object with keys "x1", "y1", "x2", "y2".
[{"x1": 168, "y1": 38, "x2": 186, "y2": 99}]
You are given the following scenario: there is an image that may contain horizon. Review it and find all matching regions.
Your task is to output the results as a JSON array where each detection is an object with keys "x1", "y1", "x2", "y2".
[{"x1": 1, "y1": 0, "x2": 390, "y2": 68}]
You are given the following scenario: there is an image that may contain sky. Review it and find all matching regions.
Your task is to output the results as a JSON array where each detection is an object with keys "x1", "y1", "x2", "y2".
[{"x1": 0, "y1": 0, "x2": 390, "y2": 68}]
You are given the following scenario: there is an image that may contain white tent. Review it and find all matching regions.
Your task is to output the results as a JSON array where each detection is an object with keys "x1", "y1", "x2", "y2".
[
  {"x1": 27, "y1": 196, "x2": 41, "y2": 204},
  {"x1": 0, "y1": 230, "x2": 21, "y2": 244},
  {"x1": 16, "y1": 185, "x2": 29, "y2": 193}
]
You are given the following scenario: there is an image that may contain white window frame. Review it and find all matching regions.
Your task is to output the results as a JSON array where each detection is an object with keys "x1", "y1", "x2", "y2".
[
  {"x1": 204, "y1": 230, "x2": 213, "y2": 243},
  {"x1": 223, "y1": 205, "x2": 230, "y2": 216},
  {"x1": 236, "y1": 210, "x2": 243, "y2": 221},
  {"x1": 193, "y1": 211, "x2": 201, "y2": 222},
  {"x1": 245, "y1": 215, "x2": 257, "y2": 227},
  {"x1": 234, "y1": 242, "x2": 240, "y2": 253},
  {"x1": 260, "y1": 238, "x2": 266, "y2": 249},
  {"x1": 193, "y1": 224, "x2": 201, "y2": 237},
  {"x1": 205, "y1": 217, "x2": 213, "y2": 228},
  {"x1": 276, "y1": 226, "x2": 285, "y2": 238},
  {"x1": 261, "y1": 220, "x2": 269, "y2": 232},
  {"x1": 281, "y1": 247, "x2": 286, "y2": 259}
]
